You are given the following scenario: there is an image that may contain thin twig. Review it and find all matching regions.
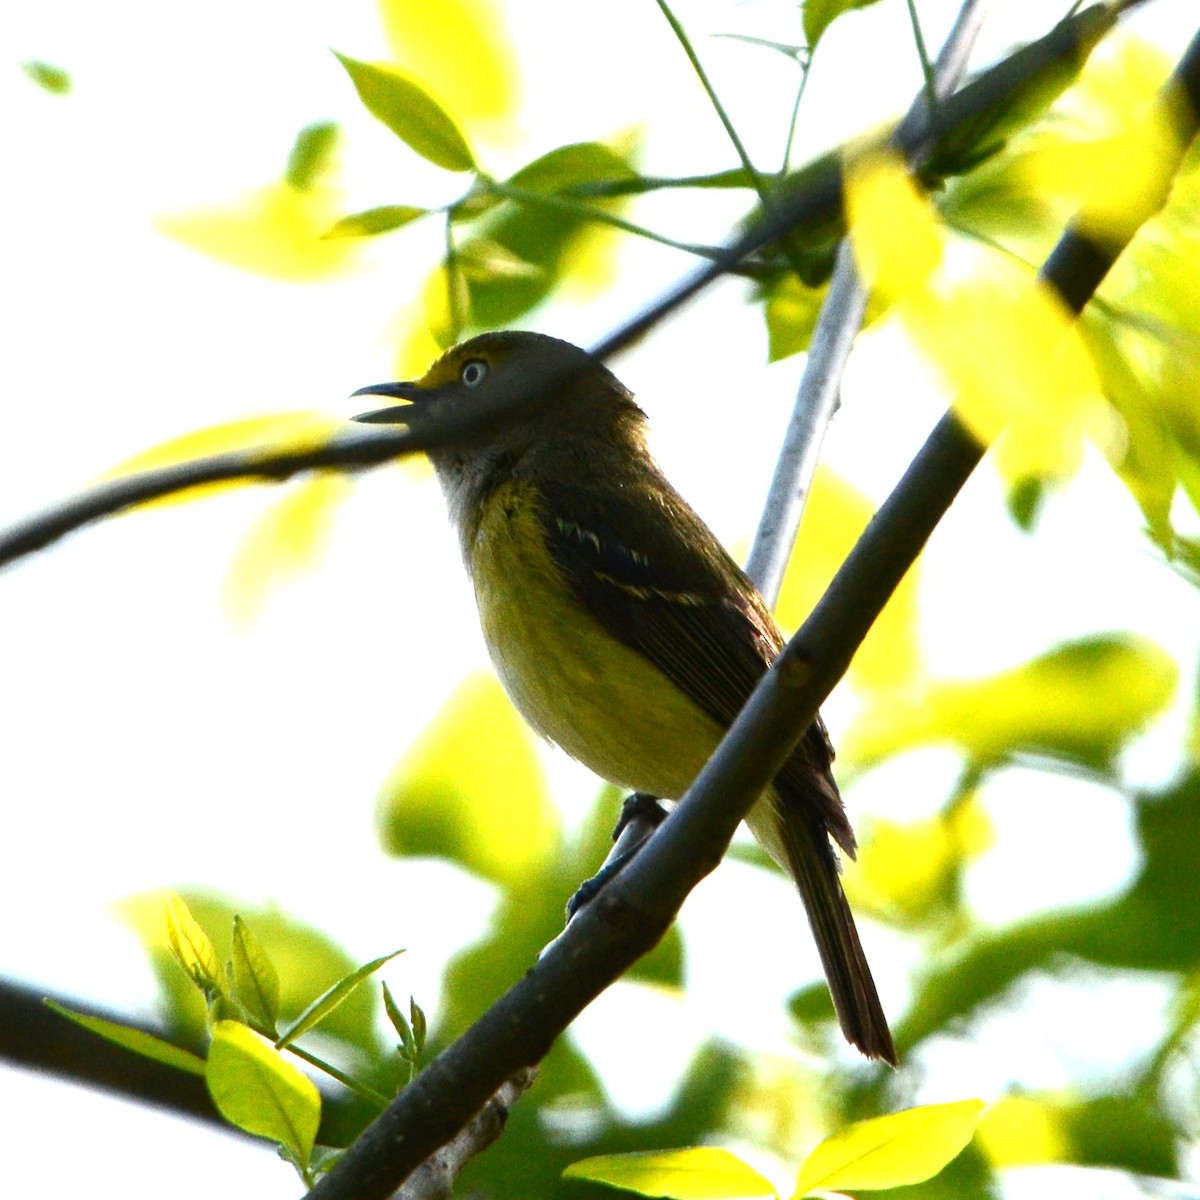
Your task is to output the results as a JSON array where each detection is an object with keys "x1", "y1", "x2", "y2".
[
  {"x1": 746, "y1": 0, "x2": 990, "y2": 604},
  {"x1": 394, "y1": 1071, "x2": 537, "y2": 1200}
]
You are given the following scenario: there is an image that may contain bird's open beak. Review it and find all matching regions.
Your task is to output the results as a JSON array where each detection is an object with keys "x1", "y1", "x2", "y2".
[{"x1": 350, "y1": 380, "x2": 423, "y2": 423}]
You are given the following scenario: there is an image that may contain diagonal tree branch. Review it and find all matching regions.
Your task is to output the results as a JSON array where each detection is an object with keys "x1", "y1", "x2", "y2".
[
  {"x1": 302, "y1": 25, "x2": 1200, "y2": 1200},
  {"x1": 0, "y1": 2, "x2": 1143, "y2": 575}
]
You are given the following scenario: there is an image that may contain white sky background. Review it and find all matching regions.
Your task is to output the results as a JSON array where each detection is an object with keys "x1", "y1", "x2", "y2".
[{"x1": 2, "y1": 0, "x2": 1198, "y2": 1195}]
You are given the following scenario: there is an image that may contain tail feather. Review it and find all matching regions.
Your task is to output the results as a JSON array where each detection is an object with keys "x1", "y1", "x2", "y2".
[{"x1": 776, "y1": 802, "x2": 897, "y2": 1065}]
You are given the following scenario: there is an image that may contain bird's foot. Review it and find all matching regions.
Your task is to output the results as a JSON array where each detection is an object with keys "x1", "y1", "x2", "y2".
[{"x1": 566, "y1": 793, "x2": 669, "y2": 919}]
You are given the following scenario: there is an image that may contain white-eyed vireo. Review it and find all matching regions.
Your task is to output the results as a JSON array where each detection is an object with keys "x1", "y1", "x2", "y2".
[{"x1": 353, "y1": 331, "x2": 895, "y2": 1064}]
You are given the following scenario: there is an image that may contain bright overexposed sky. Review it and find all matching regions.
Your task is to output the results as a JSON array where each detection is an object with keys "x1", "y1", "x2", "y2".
[{"x1": 3, "y1": 1, "x2": 1198, "y2": 1195}]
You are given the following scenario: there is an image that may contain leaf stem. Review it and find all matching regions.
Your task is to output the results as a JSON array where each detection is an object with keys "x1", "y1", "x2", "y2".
[
  {"x1": 905, "y1": 0, "x2": 941, "y2": 124},
  {"x1": 484, "y1": 178, "x2": 726, "y2": 260},
  {"x1": 652, "y1": 0, "x2": 773, "y2": 206}
]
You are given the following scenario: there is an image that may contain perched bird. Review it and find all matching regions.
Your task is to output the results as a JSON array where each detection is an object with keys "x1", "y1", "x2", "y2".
[{"x1": 353, "y1": 331, "x2": 895, "y2": 1064}]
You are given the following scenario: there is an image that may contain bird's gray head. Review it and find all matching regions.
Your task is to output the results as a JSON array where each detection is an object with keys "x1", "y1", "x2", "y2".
[{"x1": 352, "y1": 331, "x2": 646, "y2": 535}]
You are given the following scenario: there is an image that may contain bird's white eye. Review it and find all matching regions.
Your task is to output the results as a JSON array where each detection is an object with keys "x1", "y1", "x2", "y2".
[{"x1": 460, "y1": 359, "x2": 488, "y2": 387}]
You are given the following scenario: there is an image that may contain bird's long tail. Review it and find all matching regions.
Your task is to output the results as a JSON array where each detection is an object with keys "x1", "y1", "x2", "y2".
[{"x1": 776, "y1": 804, "x2": 897, "y2": 1065}]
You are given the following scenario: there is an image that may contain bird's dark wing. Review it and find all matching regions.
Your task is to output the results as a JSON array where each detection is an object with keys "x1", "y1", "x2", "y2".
[
  {"x1": 537, "y1": 472, "x2": 895, "y2": 1063},
  {"x1": 535, "y1": 474, "x2": 851, "y2": 848}
]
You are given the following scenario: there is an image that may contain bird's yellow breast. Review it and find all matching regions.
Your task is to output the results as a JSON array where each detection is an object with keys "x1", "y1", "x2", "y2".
[{"x1": 468, "y1": 478, "x2": 725, "y2": 800}]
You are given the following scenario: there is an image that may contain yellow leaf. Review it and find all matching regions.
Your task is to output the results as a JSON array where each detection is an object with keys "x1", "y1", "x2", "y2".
[
  {"x1": 847, "y1": 152, "x2": 1116, "y2": 481},
  {"x1": 376, "y1": 0, "x2": 520, "y2": 129},
  {"x1": 162, "y1": 893, "x2": 223, "y2": 993},
  {"x1": 774, "y1": 468, "x2": 922, "y2": 693},
  {"x1": 222, "y1": 473, "x2": 353, "y2": 627},
  {"x1": 206, "y1": 1020, "x2": 320, "y2": 1166},
  {"x1": 975, "y1": 1095, "x2": 1069, "y2": 1168},
  {"x1": 847, "y1": 798, "x2": 994, "y2": 925},
  {"x1": 845, "y1": 634, "x2": 1178, "y2": 769},
  {"x1": 102, "y1": 412, "x2": 344, "y2": 510},
  {"x1": 156, "y1": 180, "x2": 359, "y2": 281},
  {"x1": 792, "y1": 1100, "x2": 985, "y2": 1196},
  {"x1": 377, "y1": 673, "x2": 559, "y2": 886},
  {"x1": 564, "y1": 1147, "x2": 778, "y2": 1199},
  {"x1": 845, "y1": 149, "x2": 942, "y2": 303}
]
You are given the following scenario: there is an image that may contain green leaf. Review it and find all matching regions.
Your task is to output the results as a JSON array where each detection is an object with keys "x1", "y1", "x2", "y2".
[
  {"x1": 803, "y1": 0, "x2": 884, "y2": 53},
  {"x1": 285, "y1": 121, "x2": 340, "y2": 191},
  {"x1": 409, "y1": 997, "x2": 427, "y2": 1051},
  {"x1": 231, "y1": 916, "x2": 281, "y2": 1030},
  {"x1": 163, "y1": 893, "x2": 224, "y2": 995},
  {"x1": 508, "y1": 141, "x2": 638, "y2": 194},
  {"x1": 324, "y1": 204, "x2": 429, "y2": 238},
  {"x1": 792, "y1": 1100, "x2": 985, "y2": 1196},
  {"x1": 206, "y1": 1020, "x2": 320, "y2": 1167},
  {"x1": 382, "y1": 981, "x2": 415, "y2": 1056},
  {"x1": 22, "y1": 60, "x2": 71, "y2": 95},
  {"x1": 564, "y1": 1147, "x2": 777, "y2": 1198},
  {"x1": 377, "y1": 673, "x2": 559, "y2": 884},
  {"x1": 762, "y1": 273, "x2": 830, "y2": 360},
  {"x1": 333, "y1": 52, "x2": 474, "y2": 171},
  {"x1": 275, "y1": 949, "x2": 404, "y2": 1049},
  {"x1": 44, "y1": 1000, "x2": 207, "y2": 1076},
  {"x1": 1005, "y1": 475, "x2": 1046, "y2": 531},
  {"x1": 846, "y1": 634, "x2": 1178, "y2": 771}
]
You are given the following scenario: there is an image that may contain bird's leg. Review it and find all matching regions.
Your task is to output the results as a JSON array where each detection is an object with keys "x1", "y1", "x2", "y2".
[{"x1": 565, "y1": 792, "x2": 669, "y2": 918}]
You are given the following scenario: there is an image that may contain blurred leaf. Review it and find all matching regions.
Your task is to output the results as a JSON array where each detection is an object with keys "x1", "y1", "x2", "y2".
[
  {"x1": 792, "y1": 1100, "x2": 985, "y2": 1196},
  {"x1": 456, "y1": 237, "x2": 542, "y2": 281},
  {"x1": 845, "y1": 634, "x2": 1177, "y2": 770},
  {"x1": 22, "y1": 60, "x2": 71, "y2": 94},
  {"x1": 276, "y1": 949, "x2": 404, "y2": 1049},
  {"x1": 377, "y1": 673, "x2": 559, "y2": 886},
  {"x1": 939, "y1": 152, "x2": 1067, "y2": 266},
  {"x1": 762, "y1": 273, "x2": 829, "y2": 361},
  {"x1": 564, "y1": 1147, "x2": 777, "y2": 1198},
  {"x1": 975, "y1": 1095, "x2": 1069, "y2": 1168},
  {"x1": 163, "y1": 893, "x2": 223, "y2": 995},
  {"x1": 803, "y1": 0, "x2": 883, "y2": 53},
  {"x1": 376, "y1": 0, "x2": 519, "y2": 127},
  {"x1": 334, "y1": 52, "x2": 474, "y2": 171},
  {"x1": 775, "y1": 468, "x2": 922, "y2": 694},
  {"x1": 1014, "y1": 38, "x2": 1179, "y2": 248},
  {"x1": 44, "y1": 1001, "x2": 207, "y2": 1077},
  {"x1": 207, "y1": 1020, "x2": 320, "y2": 1167},
  {"x1": 849, "y1": 795, "x2": 993, "y2": 926},
  {"x1": 1083, "y1": 320, "x2": 1178, "y2": 547},
  {"x1": 102, "y1": 412, "x2": 344, "y2": 509},
  {"x1": 324, "y1": 204, "x2": 428, "y2": 238},
  {"x1": 848, "y1": 150, "x2": 943, "y2": 299},
  {"x1": 222, "y1": 473, "x2": 354, "y2": 627},
  {"x1": 848, "y1": 150, "x2": 1116, "y2": 482},
  {"x1": 1005, "y1": 475, "x2": 1046, "y2": 532},
  {"x1": 231, "y1": 916, "x2": 281, "y2": 1031},
  {"x1": 156, "y1": 179, "x2": 359, "y2": 281},
  {"x1": 509, "y1": 142, "x2": 638, "y2": 194},
  {"x1": 1061, "y1": 1094, "x2": 1179, "y2": 1177},
  {"x1": 285, "y1": 121, "x2": 340, "y2": 192},
  {"x1": 924, "y1": 27, "x2": 1101, "y2": 180},
  {"x1": 897, "y1": 770, "x2": 1200, "y2": 1054}
]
